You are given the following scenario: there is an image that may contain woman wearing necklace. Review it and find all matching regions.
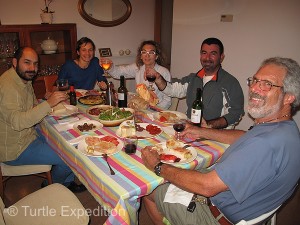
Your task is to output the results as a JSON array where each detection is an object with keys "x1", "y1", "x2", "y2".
[{"x1": 58, "y1": 37, "x2": 107, "y2": 90}]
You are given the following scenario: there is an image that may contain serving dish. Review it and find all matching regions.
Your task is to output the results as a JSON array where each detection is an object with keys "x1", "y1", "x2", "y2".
[
  {"x1": 78, "y1": 94, "x2": 106, "y2": 105},
  {"x1": 98, "y1": 107, "x2": 134, "y2": 127},
  {"x1": 86, "y1": 105, "x2": 114, "y2": 119}
]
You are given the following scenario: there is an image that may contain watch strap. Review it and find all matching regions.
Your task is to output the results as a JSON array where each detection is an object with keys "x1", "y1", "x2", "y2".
[{"x1": 154, "y1": 162, "x2": 164, "y2": 176}]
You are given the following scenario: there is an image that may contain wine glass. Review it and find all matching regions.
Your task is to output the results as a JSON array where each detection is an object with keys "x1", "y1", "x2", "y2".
[
  {"x1": 101, "y1": 59, "x2": 112, "y2": 77},
  {"x1": 146, "y1": 73, "x2": 156, "y2": 91},
  {"x1": 173, "y1": 119, "x2": 186, "y2": 140},
  {"x1": 56, "y1": 79, "x2": 69, "y2": 91}
]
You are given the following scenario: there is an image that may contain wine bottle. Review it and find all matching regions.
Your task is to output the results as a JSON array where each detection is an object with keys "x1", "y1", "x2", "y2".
[
  {"x1": 190, "y1": 88, "x2": 203, "y2": 126},
  {"x1": 118, "y1": 76, "x2": 128, "y2": 108},
  {"x1": 69, "y1": 85, "x2": 77, "y2": 106}
]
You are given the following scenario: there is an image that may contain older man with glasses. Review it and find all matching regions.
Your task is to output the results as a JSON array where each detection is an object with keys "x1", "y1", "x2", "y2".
[{"x1": 141, "y1": 57, "x2": 300, "y2": 225}]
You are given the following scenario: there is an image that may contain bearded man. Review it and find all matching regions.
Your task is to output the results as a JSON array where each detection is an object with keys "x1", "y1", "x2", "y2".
[
  {"x1": 141, "y1": 57, "x2": 300, "y2": 224},
  {"x1": 0, "y1": 47, "x2": 86, "y2": 192}
]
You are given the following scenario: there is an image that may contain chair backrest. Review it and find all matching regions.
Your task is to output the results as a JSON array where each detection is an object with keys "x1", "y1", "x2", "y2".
[
  {"x1": 43, "y1": 74, "x2": 58, "y2": 93},
  {"x1": 235, "y1": 205, "x2": 281, "y2": 225},
  {"x1": 169, "y1": 97, "x2": 179, "y2": 111}
]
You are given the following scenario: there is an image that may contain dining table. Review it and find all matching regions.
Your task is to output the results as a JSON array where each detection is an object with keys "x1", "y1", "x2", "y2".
[{"x1": 38, "y1": 101, "x2": 229, "y2": 225}]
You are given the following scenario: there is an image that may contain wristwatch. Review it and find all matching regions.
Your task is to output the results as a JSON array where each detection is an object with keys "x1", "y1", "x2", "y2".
[{"x1": 154, "y1": 162, "x2": 164, "y2": 176}]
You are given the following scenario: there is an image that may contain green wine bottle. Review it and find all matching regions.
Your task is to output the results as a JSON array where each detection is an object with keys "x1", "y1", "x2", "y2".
[{"x1": 190, "y1": 88, "x2": 203, "y2": 126}]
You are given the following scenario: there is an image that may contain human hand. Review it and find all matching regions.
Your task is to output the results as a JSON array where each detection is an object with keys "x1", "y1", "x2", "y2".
[
  {"x1": 98, "y1": 81, "x2": 107, "y2": 90},
  {"x1": 144, "y1": 67, "x2": 159, "y2": 81},
  {"x1": 180, "y1": 122, "x2": 203, "y2": 140},
  {"x1": 141, "y1": 146, "x2": 161, "y2": 171},
  {"x1": 46, "y1": 91, "x2": 68, "y2": 108}
]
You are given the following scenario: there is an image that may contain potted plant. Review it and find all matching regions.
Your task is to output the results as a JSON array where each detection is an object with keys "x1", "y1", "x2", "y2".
[{"x1": 40, "y1": 0, "x2": 55, "y2": 24}]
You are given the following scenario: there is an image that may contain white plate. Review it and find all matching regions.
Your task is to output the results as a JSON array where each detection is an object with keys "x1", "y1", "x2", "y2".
[
  {"x1": 116, "y1": 121, "x2": 162, "y2": 139},
  {"x1": 49, "y1": 105, "x2": 78, "y2": 117},
  {"x1": 154, "y1": 141, "x2": 197, "y2": 165},
  {"x1": 152, "y1": 111, "x2": 187, "y2": 124},
  {"x1": 78, "y1": 135, "x2": 123, "y2": 157},
  {"x1": 73, "y1": 120, "x2": 103, "y2": 133}
]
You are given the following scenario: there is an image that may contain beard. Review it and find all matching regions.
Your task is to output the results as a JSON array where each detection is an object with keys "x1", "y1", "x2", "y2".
[
  {"x1": 248, "y1": 91, "x2": 284, "y2": 119},
  {"x1": 201, "y1": 59, "x2": 219, "y2": 73},
  {"x1": 15, "y1": 64, "x2": 37, "y2": 81}
]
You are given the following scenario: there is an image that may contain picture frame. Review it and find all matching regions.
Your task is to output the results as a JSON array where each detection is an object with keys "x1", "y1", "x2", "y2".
[{"x1": 99, "y1": 48, "x2": 112, "y2": 57}]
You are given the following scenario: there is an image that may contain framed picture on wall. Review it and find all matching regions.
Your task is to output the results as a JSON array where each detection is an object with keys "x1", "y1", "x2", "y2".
[{"x1": 99, "y1": 48, "x2": 112, "y2": 57}]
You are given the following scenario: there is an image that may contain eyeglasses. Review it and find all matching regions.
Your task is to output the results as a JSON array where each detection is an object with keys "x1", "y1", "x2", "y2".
[
  {"x1": 247, "y1": 77, "x2": 283, "y2": 91},
  {"x1": 141, "y1": 50, "x2": 156, "y2": 56}
]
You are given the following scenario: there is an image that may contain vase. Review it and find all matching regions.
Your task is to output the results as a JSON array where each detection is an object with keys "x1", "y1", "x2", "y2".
[{"x1": 40, "y1": 13, "x2": 53, "y2": 24}]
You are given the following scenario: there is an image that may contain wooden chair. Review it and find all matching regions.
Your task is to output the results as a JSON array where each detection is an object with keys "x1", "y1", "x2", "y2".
[
  {"x1": 0, "y1": 163, "x2": 52, "y2": 199},
  {"x1": 0, "y1": 183, "x2": 89, "y2": 225}
]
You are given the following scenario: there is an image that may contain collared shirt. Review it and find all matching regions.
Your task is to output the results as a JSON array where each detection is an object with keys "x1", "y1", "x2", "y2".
[{"x1": 0, "y1": 68, "x2": 52, "y2": 161}]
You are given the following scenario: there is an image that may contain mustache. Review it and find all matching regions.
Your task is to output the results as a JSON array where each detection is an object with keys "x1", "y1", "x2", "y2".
[
  {"x1": 25, "y1": 71, "x2": 37, "y2": 75},
  {"x1": 249, "y1": 92, "x2": 265, "y2": 100}
]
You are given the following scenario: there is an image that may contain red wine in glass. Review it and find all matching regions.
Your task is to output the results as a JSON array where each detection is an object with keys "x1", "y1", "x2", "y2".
[
  {"x1": 146, "y1": 74, "x2": 156, "y2": 91},
  {"x1": 146, "y1": 76, "x2": 156, "y2": 82},
  {"x1": 173, "y1": 120, "x2": 186, "y2": 140},
  {"x1": 125, "y1": 143, "x2": 137, "y2": 154},
  {"x1": 173, "y1": 123, "x2": 186, "y2": 132}
]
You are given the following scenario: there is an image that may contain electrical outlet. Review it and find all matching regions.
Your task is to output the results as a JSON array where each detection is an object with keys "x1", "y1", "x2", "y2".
[{"x1": 220, "y1": 15, "x2": 233, "y2": 22}]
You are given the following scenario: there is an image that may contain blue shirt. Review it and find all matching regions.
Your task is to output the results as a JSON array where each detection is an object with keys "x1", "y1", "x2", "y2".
[
  {"x1": 58, "y1": 57, "x2": 107, "y2": 90},
  {"x1": 212, "y1": 120, "x2": 300, "y2": 223}
]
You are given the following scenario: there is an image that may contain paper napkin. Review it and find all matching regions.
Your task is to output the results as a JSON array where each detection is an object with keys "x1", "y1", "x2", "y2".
[{"x1": 163, "y1": 184, "x2": 194, "y2": 207}]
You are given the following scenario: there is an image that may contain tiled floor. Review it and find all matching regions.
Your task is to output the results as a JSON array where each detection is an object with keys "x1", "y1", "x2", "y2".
[{"x1": 2, "y1": 176, "x2": 300, "y2": 225}]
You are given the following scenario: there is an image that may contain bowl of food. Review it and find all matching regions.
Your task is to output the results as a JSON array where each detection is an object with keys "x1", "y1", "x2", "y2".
[
  {"x1": 86, "y1": 105, "x2": 113, "y2": 119},
  {"x1": 98, "y1": 107, "x2": 134, "y2": 127}
]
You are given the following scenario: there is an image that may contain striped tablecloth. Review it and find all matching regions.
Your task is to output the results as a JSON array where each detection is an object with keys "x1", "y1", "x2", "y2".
[{"x1": 39, "y1": 105, "x2": 228, "y2": 225}]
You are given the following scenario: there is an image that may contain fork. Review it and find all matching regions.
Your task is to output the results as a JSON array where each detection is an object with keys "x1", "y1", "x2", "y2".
[{"x1": 102, "y1": 154, "x2": 115, "y2": 175}]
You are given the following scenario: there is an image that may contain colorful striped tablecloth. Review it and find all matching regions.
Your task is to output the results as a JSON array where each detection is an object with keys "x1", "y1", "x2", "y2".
[{"x1": 39, "y1": 105, "x2": 228, "y2": 225}]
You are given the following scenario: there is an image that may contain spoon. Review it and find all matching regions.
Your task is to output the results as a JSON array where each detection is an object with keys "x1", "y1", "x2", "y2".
[{"x1": 102, "y1": 154, "x2": 115, "y2": 175}]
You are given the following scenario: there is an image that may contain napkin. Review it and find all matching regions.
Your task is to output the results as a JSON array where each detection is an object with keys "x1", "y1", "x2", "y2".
[
  {"x1": 57, "y1": 116, "x2": 80, "y2": 124},
  {"x1": 54, "y1": 118, "x2": 90, "y2": 132},
  {"x1": 68, "y1": 134, "x2": 89, "y2": 145},
  {"x1": 163, "y1": 184, "x2": 194, "y2": 207}
]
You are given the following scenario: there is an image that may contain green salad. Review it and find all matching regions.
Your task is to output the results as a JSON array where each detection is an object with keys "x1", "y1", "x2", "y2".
[{"x1": 99, "y1": 107, "x2": 132, "y2": 121}]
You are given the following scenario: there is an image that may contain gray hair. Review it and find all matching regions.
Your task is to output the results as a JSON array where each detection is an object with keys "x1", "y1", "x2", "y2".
[{"x1": 260, "y1": 57, "x2": 300, "y2": 109}]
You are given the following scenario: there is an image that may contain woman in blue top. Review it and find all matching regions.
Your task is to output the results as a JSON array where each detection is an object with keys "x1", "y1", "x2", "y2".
[{"x1": 58, "y1": 37, "x2": 107, "y2": 90}]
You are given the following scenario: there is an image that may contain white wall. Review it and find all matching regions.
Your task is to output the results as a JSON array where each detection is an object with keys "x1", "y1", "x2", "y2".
[
  {"x1": 0, "y1": 0, "x2": 155, "y2": 92},
  {"x1": 0, "y1": 0, "x2": 155, "y2": 59},
  {"x1": 171, "y1": 0, "x2": 300, "y2": 130}
]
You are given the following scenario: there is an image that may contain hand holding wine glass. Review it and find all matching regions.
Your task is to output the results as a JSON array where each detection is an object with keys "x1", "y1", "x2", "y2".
[
  {"x1": 173, "y1": 119, "x2": 187, "y2": 140},
  {"x1": 145, "y1": 68, "x2": 157, "y2": 91}
]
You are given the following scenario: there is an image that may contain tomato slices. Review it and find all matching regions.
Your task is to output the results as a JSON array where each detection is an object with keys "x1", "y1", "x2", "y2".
[
  {"x1": 99, "y1": 136, "x2": 119, "y2": 146},
  {"x1": 159, "y1": 154, "x2": 181, "y2": 162},
  {"x1": 146, "y1": 124, "x2": 162, "y2": 135}
]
